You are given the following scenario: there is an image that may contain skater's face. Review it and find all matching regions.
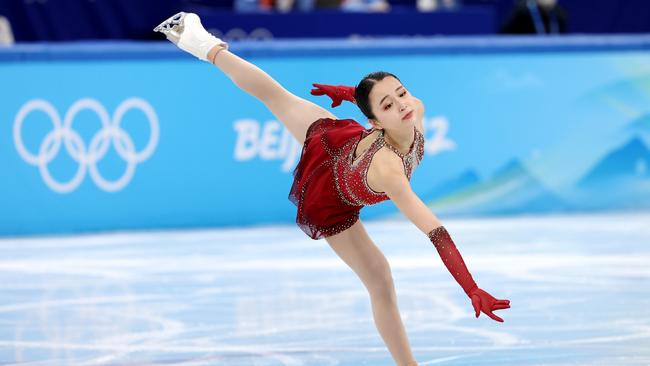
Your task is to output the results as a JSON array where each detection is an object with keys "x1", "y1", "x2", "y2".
[{"x1": 368, "y1": 76, "x2": 418, "y2": 130}]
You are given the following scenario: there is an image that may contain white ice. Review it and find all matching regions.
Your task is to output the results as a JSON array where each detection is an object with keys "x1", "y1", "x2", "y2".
[{"x1": 0, "y1": 211, "x2": 649, "y2": 365}]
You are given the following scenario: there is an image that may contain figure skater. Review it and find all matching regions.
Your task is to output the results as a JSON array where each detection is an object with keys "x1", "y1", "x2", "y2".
[{"x1": 154, "y1": 12, "x2": 511, "y2": 366}]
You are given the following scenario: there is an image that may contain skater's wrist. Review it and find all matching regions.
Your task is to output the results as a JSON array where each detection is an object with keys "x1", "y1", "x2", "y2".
[{"x1": 465, "y1": 284, "x2": 479, "y2": 298}]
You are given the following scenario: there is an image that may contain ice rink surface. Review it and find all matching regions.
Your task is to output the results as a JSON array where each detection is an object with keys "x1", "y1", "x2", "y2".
[{"x1": 1, "y1": 211, "x2": 649, "y2": 365}]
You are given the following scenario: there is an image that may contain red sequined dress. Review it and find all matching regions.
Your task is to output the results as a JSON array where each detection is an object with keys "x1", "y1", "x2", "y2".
[{"x1": 289, "y1": 118, "x2": 425, "y2": 240}]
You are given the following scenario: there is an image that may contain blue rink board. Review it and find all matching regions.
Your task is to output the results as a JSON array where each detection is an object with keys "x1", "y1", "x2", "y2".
[{"x1": 2, "y1": 36, "x2": 650, "y2": 236}]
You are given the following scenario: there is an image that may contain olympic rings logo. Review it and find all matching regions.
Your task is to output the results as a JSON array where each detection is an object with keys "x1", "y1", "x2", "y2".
[{"x1": 13, "y1": 98, "x2": 159, "y2": 193}]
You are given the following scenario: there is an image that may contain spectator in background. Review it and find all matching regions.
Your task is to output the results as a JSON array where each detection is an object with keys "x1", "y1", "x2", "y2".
[
  {"x1": 339, "y1": 0, "x2": 391, "y2": 12},
  {"x1": 341, "y1": 0, "x2": 461, "y2": 13},
  {"x1": 416, "y1": 0, "x2": 460, "y2": 12},
  {"x1": 310, "y1": 0, "x2": 390, "y2": 12},
  {"x1": 256, "y1": 0, "x2": 391, "y2": 13},
  {"x1": 0, "y1": 15, "x2": 14, "y2": 45},
  {"x1": 501, "y1": 0, "x2": 568, "y2": 34}
]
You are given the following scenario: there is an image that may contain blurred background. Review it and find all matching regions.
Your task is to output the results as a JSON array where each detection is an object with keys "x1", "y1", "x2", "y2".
[
  {"x1": 1, "y1": 0, "x2": 650, "y2": 43},
  {"x1": 1, "y1": 1, "x2": 649, "y2": 365}
]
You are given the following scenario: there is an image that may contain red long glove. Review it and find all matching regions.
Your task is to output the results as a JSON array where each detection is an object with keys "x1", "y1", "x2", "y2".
[
  {"x1": 310, "y1": 83, "x2": 356, "y2": 107},
  {"x1": 428, "y1": 226, "x2": 511, "y2": 322}
]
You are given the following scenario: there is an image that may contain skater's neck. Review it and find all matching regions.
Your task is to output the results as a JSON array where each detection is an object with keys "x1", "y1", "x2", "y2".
[{"x1": 383, "y1": 126, "x2": 415, "y2": 154}]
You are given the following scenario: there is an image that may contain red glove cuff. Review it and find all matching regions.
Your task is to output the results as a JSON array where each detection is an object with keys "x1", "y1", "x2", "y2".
[{"x1": 428, "y1": 226, "x2": 478, "y2": 297}]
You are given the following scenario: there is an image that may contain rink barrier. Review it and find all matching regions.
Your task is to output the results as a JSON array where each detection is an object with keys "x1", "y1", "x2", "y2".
[{"x1": 2, "y1": 35, "x2": 649, "y2": 236}]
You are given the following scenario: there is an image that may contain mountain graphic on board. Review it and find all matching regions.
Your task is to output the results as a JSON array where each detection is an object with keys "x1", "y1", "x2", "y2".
[
  {"x1": 427, "y1": 158, "x2": 568, "y2": 216},
  {"x1": 577, "y1": 136, "x2": 650, "y2": 188},
  {"x1": 624, "y1": 113, "x2": 650, "y2": 134}
]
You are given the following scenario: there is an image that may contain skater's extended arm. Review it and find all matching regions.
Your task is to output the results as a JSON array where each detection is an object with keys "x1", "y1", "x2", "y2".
[{"x1": 378, "y1": 166, "x2": 511, "y2": 322}]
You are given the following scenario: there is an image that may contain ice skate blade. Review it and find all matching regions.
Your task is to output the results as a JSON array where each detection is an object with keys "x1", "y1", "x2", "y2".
[{"x1": 153, "y1": 11, "x2": 186, "y2": 44}]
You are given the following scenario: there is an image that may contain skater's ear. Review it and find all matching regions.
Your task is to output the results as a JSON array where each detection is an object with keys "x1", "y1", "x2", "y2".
[{"x1": 369, "y1": 118, "x2": 382, "y2": 130}]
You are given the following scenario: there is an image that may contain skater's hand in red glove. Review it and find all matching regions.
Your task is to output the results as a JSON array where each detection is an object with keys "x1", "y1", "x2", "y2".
[
  {"x1": 469, "y1": 287, "x2": 510, "y2": 322},
  {"x1": 426, "y1": 226, "x2": 510, "y2": 323},
  {"x1": 310, "y1": 83, "x2": 356, "y2": 107}
]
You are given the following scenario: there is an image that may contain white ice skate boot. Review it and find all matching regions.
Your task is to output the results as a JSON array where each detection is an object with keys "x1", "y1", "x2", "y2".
[{"x1": 153, "y1": 11, "x2": 228, "y2": 62}]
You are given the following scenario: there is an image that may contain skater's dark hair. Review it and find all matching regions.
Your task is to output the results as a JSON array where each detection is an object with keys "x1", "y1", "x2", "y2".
[{"x1": 355, "y1": 71, "x2": 401, "y2": 120}]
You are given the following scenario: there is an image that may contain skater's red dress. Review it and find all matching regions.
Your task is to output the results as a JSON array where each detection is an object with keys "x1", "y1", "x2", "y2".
[{"x1": 289, "y1": 118, "x2": 425, "y2": 240}]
